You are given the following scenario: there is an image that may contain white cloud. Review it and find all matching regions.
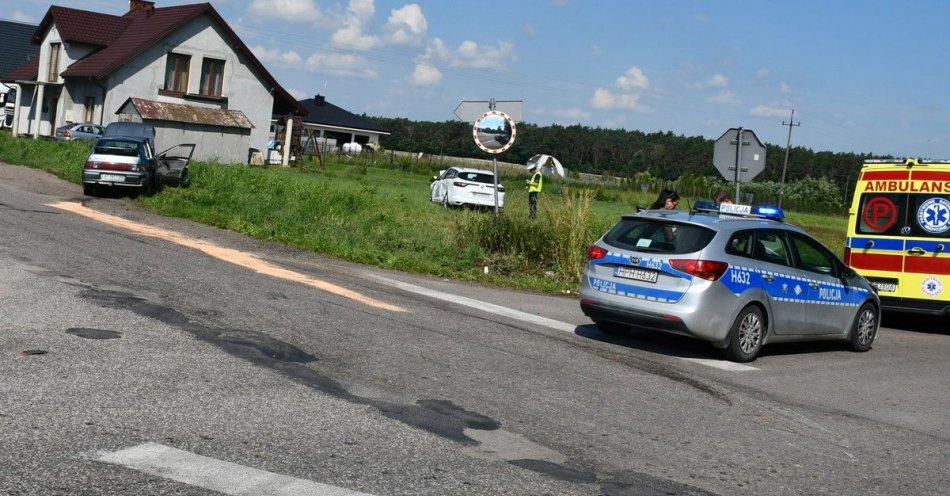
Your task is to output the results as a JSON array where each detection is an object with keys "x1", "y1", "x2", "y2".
[
  {"x1": 616, "y1": 66, "x2": 649, "y2": 90},
  {"x1": 755, "y1": 68, "x2": 770, "y2": 78},
  {"x1": 305, "y1": 52, "x2": 378, "y2": 78},
  {"x1": 250, "y1": 45, "x2": 303, "y2": 67},
  {"x1": 332, "y1": 0, "x2": 379, "y2": 50},
  {"x1": 384, "y1": 4, "x2": 428, "y2": 45},
  {"x1": 591, "y1": 88, "x2": 646, "y2": 111},
  {"x1": 423, "y1": 38, "x2": 516, "y2": 69},
  {"x1": 410, "y1": 62, "x2": 442, "y2": 86},
  {"x1": 707, "y1": 90, "x2": 739, "y2": 105},
  {"x1": 555, "y1": 107, "x2": 591, "y2": 121},
  {"x1": 779, "y1": 81, "x2": 791, "y2": 94},
  {"x1": 285, "y1": 87, "x2": 308, "y2": 100},
  {"x1": 247, "y1": 0, "x2": 326, "y2": 24},
  {"x1": 588, "y1": 67, "x2": 651, "y2": 112},
  {"x1": 11, "y1": 10, "x2": 35, "y2": 23},
  {"x1": 708, "y1": 73, "x2": 729, "y2": 88},
  {"x1": 749, "y1": 104, "x2": 790, "y2": 118}
]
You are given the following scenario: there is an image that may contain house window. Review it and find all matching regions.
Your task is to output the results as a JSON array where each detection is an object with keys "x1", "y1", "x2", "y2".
[
  {"x1": 199, "y1": 58, "x2": 225, "y2": 97},
  {"x1": 47, "y1": 43, "x2": 61, "y2": 82},
  {"x1": 164, "y1": 53, "x2": 190, "y2": 93},
  {"x1": 84, "y1": 97, "x2": 95, "y2": 122}
]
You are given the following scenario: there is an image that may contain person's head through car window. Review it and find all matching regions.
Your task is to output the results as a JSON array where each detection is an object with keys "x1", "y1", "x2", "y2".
[
  {"x1": 650, "y1": 189, "x2": 680, "y2": 210},
  {"x1": 714, "y1": 189, "x2": 733, "y2": 204}
]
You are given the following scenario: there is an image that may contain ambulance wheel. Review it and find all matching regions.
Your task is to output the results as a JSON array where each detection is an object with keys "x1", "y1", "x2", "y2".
[
  {"x1": 724, "y1": 305, "x2": 764, "y2": 362},
  {"x1": 593, "y1": 319, "x2": 627, "y2": 336},
  {"x1": 848, "y1": 302, "x2": 878, "y2": 352}
]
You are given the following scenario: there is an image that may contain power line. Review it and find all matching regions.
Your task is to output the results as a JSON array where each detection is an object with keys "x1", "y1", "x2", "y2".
[{"x1": 779, "y1": 109, "x2": 800, "y2": 208}]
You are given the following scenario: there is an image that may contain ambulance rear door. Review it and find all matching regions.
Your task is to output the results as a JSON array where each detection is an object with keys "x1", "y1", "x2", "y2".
[{"x1": 849, "y1": 168, "x2": 950, "y2": 308}]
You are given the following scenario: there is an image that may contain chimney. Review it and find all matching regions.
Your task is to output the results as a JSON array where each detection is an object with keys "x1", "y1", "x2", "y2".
[
  {"x1": 129, "y1": 0, "x2": 155, "y2": 16},
  {"x1": 315, "y1": 94, "x2": 325, "y2": 106}
]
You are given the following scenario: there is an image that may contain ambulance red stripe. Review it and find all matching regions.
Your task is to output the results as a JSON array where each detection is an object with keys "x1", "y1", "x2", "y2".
[
  {"x1": 905, "y1": 256, "x2": 950, "y2": 274},
  {"x1": 910, "y1": 170, "x2": 950, "y2": 181},
  {"x1": 861, "y1": 170, "x2": 909, "y2": 181},
  {"x1": 849, "y1": 252, "x2": 903, "y2": 272}
]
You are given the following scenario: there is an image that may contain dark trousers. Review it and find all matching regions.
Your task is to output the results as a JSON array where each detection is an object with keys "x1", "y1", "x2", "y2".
[{"x1": 528, "y1": 192, "x2": 538, "y2": 219}]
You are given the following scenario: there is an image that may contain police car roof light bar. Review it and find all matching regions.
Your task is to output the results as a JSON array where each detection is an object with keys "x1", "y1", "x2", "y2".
[{"x1": 693, "y1": 200, "x2": 785, "y2": 222}]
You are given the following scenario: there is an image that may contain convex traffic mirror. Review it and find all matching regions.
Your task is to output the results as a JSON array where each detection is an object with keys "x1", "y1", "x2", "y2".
[{"x1": 472, "y1": 111, "x2": 516, "y2": 154}]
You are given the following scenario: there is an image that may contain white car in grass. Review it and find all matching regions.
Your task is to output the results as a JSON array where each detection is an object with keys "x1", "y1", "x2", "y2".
[{"x1": 430, "y1": 166, "x2": 505, "y2": 209}]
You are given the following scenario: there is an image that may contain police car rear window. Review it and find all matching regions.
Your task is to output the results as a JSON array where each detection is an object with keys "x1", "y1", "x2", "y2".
[{"x1": 603, "y1": 219, "x2": 715, "y2": 254}]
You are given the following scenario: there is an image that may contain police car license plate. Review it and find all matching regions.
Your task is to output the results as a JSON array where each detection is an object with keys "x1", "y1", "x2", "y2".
[
  {"x1": 101, "y1": 173, "x2": 125, "y2": 182},
  {"x1": 614, "y1": 266, "x2": 658, "y2": 283}
]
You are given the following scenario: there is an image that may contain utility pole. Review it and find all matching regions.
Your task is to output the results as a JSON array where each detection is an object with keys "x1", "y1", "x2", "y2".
[{"x1": 779, "y1": 109, "x2": 800, "y2": 208}]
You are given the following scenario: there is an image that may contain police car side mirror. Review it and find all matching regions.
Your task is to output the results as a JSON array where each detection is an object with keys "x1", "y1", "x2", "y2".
[{"x1": 841, "y1": 267, "x2": 857, "y2": 279}]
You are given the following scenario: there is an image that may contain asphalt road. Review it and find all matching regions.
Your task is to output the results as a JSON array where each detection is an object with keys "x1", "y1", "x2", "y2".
[{"x1": 1, "y1": 163, "x2": 948, "y2": 495}]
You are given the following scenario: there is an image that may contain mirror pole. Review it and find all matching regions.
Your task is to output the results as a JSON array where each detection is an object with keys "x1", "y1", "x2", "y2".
[{"x1": 492, "y1": 156, "x2": 500, "y2": 226}]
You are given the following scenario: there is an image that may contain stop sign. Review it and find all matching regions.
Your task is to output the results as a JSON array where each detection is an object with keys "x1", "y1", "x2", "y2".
[{"x1": 713, "y1": 128, "x2": 766, "y2": 183}]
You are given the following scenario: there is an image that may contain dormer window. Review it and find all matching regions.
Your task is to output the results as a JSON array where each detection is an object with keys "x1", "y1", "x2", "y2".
[
  {"x1": 47, "y1": 43, "x2": 61, "y2": 82},
  {"x1": 164, "y1": 53, "x2": 190, "y2": 93},
  {"x1": 199, "y1": 58, "x2": 225, "y2": 97}
]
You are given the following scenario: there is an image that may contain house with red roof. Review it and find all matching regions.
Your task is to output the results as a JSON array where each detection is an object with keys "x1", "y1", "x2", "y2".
[{"x1": 0, "y1": 0, "x2": 305, "y2": 164}]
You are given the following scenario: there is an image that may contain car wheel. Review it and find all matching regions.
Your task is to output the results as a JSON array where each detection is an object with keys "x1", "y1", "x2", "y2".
[
  {"x1": 83, "y1": 183, "x2": 95, "y2": 196},
  {"x1": 847, "y1": 302, "x2": 877, "y2": 352},
  {"x1": 724, "y1": 305, "x2": 764, "y2": 362},
  {"x1": 593, "y1": 319, "x2": 627, "y2": 335}
]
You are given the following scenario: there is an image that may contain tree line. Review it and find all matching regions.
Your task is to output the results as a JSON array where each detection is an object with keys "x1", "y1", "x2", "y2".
[{"x1": 364, "y1": 116, "x2": 891, "y2": 202}]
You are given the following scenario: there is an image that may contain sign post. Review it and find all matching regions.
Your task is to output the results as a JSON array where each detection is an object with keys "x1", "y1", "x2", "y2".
[
  {"x1": 713, "y1": 127, "x2": 766, "y2": 201},
  {"x1": 472, "y1": 108, "x2": 516, "y2": 220}
]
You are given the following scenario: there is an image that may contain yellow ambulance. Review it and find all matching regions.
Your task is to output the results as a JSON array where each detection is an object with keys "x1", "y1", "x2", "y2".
[{"x1": 845, "y1": 158, "x2": 950, "y2": 314}]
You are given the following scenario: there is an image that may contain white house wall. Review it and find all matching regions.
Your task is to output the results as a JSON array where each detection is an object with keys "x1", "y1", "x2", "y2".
[
  {"x1": 16, "y1": 11, "x2": 280, "y2": 164},
  {"x1": 102, "y1": 13, "x2": 271, "y2": 164}
]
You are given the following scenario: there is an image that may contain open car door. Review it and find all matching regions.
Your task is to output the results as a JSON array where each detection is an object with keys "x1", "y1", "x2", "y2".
[{"x1": 156, "y1": 144, "x2": 196, "y2": 187}]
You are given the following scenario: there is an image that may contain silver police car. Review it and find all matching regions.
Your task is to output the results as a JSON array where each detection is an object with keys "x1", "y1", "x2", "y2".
[{"x1": 579, "y1": 201, "x2": 880, "y2": 362}]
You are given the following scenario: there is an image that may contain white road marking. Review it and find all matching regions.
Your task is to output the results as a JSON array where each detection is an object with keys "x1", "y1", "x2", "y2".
[
  {"x1": 366, "y1": 274, "x2": 578, "y2": 333},
  {"x1": 98, "y1": 443, "x2": 374, "y2": 496},
  {"x1": 680, "y1": 358, "x2": 758, "y2": 371},
  {"x1": 366, "y1": 274, "x2": 758, "y2": 371}
]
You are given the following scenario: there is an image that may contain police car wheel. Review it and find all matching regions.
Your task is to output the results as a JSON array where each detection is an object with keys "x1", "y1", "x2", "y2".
[
  {"x1": 848, "y1": 302, "x2": 877, "y2": 352},
  {"x1": 725, "y1": 305, "x2": 764, "y2": 363},
  {"x1": 593, "y1": 320, "x2": 627, "y2": 335}
]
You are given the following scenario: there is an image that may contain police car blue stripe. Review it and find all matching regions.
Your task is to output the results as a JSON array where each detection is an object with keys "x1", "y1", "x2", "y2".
[
  {"x1": 588, "y1": 276, "x2": 684, "y2": 303},
  {"x1": 721, "y1": 266, "x2": 867, "y2": 307}
]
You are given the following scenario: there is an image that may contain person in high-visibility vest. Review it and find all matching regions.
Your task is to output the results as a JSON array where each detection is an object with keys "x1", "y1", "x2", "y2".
[{"x1": 526, "y1": 164, "x2": 543, "y2": 219}]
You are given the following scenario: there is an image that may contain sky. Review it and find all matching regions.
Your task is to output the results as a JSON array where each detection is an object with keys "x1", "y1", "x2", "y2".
[{"x1": 7, "y1": 0, "x2": 950, "y2": 159}]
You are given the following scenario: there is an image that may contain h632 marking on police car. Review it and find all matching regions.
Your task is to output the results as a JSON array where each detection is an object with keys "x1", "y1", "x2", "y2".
[{"x1": 729, "y1": 269, "x2": 751, "y2": 285}]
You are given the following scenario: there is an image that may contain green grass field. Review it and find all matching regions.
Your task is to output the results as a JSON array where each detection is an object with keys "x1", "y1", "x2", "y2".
[{"x1": 0, "y1": 132, "x2": 849, "y2": 294}]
